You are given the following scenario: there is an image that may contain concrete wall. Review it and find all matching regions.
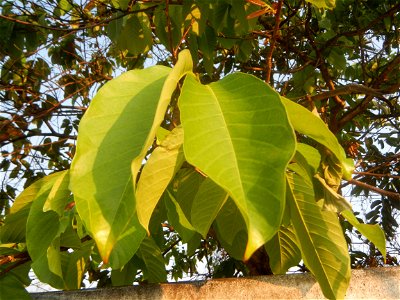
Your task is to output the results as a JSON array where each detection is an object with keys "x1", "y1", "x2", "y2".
[{"x1": 31, "y1": 267, "x2": 400, "y2": 299}]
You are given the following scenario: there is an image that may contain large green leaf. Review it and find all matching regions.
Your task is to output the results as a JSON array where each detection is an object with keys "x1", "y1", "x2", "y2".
[
  {"x1": 179, "y1": 73, "x2": 296, "y2": 260},
  {"x1": 280, "y1": 96, "x2": 353, "y2": 179},
  {"x1": 265, "y1": 225, "x2": 301, "y2": 275},
  {"x1": 136, "y1": 127, "x2": 185, "y2": 232},
  {"x1": 287, "y1": 171, "x2": 350, "y2": 299},
  {"x1": 70, "y1": 66, "x2": 171, "y2": 267},
  {"x1": 341, "y1": 210, "x2": 386, "y2": 258}
]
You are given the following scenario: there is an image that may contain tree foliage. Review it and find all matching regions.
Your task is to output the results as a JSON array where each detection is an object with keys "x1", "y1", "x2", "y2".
[{"x1": 0, "y1": 0, "x2": 399, "y2": 299}]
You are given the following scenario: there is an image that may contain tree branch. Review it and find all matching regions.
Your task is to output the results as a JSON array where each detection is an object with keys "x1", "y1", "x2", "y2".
[
  {"x1": 310, "y1": 84, "x2": 383, "y2": 102},
  {"x1": 347, "y1": 178, "x2": 400, "y2": 202}
]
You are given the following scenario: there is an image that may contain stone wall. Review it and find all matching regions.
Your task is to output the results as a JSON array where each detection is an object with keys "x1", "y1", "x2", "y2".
[{"x1": 31, "y1": 267, "x2": 400, "y2": 299}]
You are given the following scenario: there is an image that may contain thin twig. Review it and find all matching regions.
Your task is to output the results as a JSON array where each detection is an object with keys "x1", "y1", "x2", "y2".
[{"x1": 265, "y1": 0, "x2": 283, "y2": 84}]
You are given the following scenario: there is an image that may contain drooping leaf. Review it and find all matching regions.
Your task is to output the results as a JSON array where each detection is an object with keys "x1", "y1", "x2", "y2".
[
  {"x1": 136, "y1": 127, "x2": 185, "y2": 232},
  {"x1": 315, "y1": 174, "x2": 353, "y2": 212},
  {"x1": 171, "y1": 168, "x2": 205, "y2": 221},
  {"x1": 0, "y1": 271, "x2": 31, "y2": 300},
  {"x1": 287, "y1": 171, "x2": 350, "y2": 299},
  {"x1": 341, "y1": 209, "x2": 386, "y2": 259},
  {"x1": 70, "y1": 66, "x2": 171, "y2": 267},
  {"x1": 215, "y1": 200, "x2": 248, "y2": 260},
  {"x1": 191, "y1": 178, "x2": 229, "y2": 238},
  {"x1": 265, "y1": 225, "x2": 301, "y2": 275},
  {"x1": 280, "y1": 96, "x2": 353, "y2": 179},
  {"x1": 136, "y1": 237, "x2": 167, "y2": 283},
  {"x1": 111, "y1": 255, "x2": 139, "y2": 286},
  {"x1": 0, "y1": 172, "x2": 63, "y2": 243},
  {"x1": 61, "y1": 241, "x2": 93, "y2": 290},
  {"x1": 179, "y1": 73, "x2": 296, "y2": 260},
  {"x1": 131, "y1": 50, "x2": 193, "y2": 190},
  {"x1": 165, "y1": 191, "x2": 197, "y2": 243}
]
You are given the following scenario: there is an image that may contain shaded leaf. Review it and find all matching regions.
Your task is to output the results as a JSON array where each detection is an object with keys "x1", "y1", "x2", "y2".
[
  {"x1": 265, "y1": 224, "x2": 301, "y2": 274},
  {"x1": 137, "y1": 237, "x2": 167, "y2": 283},
  {"x1": 191, "y1": 178, "x2": 229, "y2": 238}
]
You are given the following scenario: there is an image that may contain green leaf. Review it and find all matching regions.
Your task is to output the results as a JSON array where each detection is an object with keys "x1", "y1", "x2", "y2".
[
  {"x1": 136, "y1": 127, "x2": 185, "y2": 232},
  {"x1": 172, "y1": 168, "x2": 205, "y2": 220},
  {"x1": 198, "y1": 25, "x2": 217, "y2": 74},
  {"x1": 215, "y1": 200, "x2": 248, "y2": 260},
  {"x1": 265, "y1": 225, "x2": 301, "y2": 274},
  {"x1": 131, "y1": 50, "x2": 193, "y2": 190},
  {"x1": 191, "y1": 178, "x2": 229, "y2": 238},
  {"x1": 61, "y1": 241, "x2": 93, "y2": 290},
  {"x1": 43, "y1": 170, "x2": 70, "y2": 216},
  {"x1": 70, "y1": 66, "x2": 171, "y2": 267},
  {"x1": 0, "y1": 172, "x2": 63, "y2": 243},
  {"x1": 111, "y1": 255, "x2": 139, "y2": 286},
  {"x1": 306, "y1": 0, "x2": 336, "y2": 9},
  {"x1": 0, "y1": 272, "x2": 31, "y2": 300},
  {"x1": 314, "y1": 174, "x2": 353, "y2": 212},
  {"x1": 280, "y1": 96, "x2": 353, "y2": 179},
  {"x1": 215, "y1": 198, "x2": 245, "y2": 246},
  {"x1": 108, "y1": 13, "x2": 152, "y2": 55},
  {"x1": 165, "y1": 191, "x2": 197, "y2": 243},
  {"x1": 179, "y1": 73, "x2": 296, "y2": 260},
  {"x1": 341, "y1": 210, "x2": 386, "y2": 259},
  {"x1": 296, "y1": 143, "x2": 321, "y2": 174},
  {"x1": 287, "y1": 171, "x2": 350, "y2": 299},
  {"x1": 27, "y1": 189, "x2": 64, "y2": 288},
  {"x1": 137, "y1": 237, "x2": 167, "y2": 283}
]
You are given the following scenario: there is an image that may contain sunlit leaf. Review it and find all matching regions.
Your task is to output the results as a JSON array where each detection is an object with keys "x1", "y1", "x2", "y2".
[
  {"x1": 70, "y1": 66, "x2": 171, "y2": 267},
  {"x1": 180, "y1": 73, "x2": 296, "y2": 260},
  {"x1": 287, "y1": 171, "x2": 350, "y2": 299},
  {"x1": 136, "y1": 127, "x2": 185, "y2": 232},
  {"x1": 281, "y1": 96, "x2": 353, "y2": 179},
  {"x1": 341, "y1": 209, "x2": 386, "y2": 259}
]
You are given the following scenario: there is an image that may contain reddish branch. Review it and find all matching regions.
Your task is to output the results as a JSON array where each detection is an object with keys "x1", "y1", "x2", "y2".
[{"x1": 347, "y1": 179, "x2": 400, "y2": 202}]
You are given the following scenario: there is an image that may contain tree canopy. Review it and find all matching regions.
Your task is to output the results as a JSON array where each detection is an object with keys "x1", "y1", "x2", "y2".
[{"x1": 0, "y1": 0, "x2": 399, "y2": 299}]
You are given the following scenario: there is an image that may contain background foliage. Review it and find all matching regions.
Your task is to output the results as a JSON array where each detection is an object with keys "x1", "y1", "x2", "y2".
[{"x1": 0, "y1": 0, "x2": 399, "y2": 298}]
